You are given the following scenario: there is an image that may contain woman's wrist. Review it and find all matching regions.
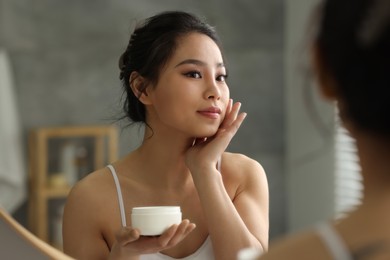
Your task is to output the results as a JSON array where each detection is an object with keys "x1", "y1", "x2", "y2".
[{"x1": 191, "y1": 166, "x2": 222, "y2": 185}]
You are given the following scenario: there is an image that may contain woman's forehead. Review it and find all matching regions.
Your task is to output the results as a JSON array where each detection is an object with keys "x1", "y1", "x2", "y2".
[{"x1": 170, "y1": 32, "x2": 224, "y2": 65}]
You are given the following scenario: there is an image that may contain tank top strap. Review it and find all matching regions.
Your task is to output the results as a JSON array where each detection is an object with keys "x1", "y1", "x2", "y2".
[
  {"x1": 107, "y1": 164, "x2": 127, "y2": 227},
  {"x1": 315, "y1": 222, "x2": 352, "y2": 260}
]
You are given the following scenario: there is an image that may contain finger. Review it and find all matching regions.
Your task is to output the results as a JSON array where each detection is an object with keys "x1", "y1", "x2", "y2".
[
  {"x1": 165, "y1": 219, "x2": 193, "y2": 247},
  {"x1": 184, "y1": 222, "x2": 197, "y2": 235},
  {"x1": 156, "y1": 224, "x2": 179, "y2": 248},
  {"x1": 214, "y1": 111, "x2": 247, "y2": 153},
  {"x1": 180, "y1": 220, "x2": 196, "y2": 237},
  {"x1": 116, "y1": 227, "x2": 140, "y2": 246},
  {"x1": 223, "y1": 112, "x2": 247, "y2": 137},
  {"x1": 219, "y1": 99, "x2": 232, "y2": 129},
  {"x1": 230, "y1": 102, "x2": 241, "y2": 121},
  {"x1": 227, "y1": 98, "x2": 233, "y2": 114},
  {"x1": 220, "y1": 102, "x2": 241, "y2": 129},
  {"x1": 167, "y1": 219, "x2": 189, "y2": 247}
]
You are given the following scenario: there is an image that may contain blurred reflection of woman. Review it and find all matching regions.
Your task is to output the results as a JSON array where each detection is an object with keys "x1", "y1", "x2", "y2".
[{"x1": 261, "y1": 1, "x2": 390, "y2": 259}]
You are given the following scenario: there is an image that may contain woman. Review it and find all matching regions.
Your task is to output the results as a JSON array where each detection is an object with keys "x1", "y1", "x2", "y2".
[
  {"x1": 261, "y1": 0, "x2": 390, "y2": 259},
  {"x1": 63, "y1": 11, "x2": 269, "y2": 260}
]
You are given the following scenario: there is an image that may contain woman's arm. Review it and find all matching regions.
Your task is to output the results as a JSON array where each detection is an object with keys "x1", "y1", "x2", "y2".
[
  {"x1": 185, "y1": 100, "x2": 269, "y2": 259},
  {"x1": 63, "y1": 181, "x2": 112, "y2": 260},
  {"x1": 191, "y1": 155, "x2": 268, "y2": 260}
]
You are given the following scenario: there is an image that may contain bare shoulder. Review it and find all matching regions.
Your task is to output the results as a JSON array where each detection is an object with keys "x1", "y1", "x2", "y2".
[
  {"x1": 221, "y1": 153, "x2": 269, "y2": 248},
  {"x1": 63, "y1": 167, "x2": 119, "y2": 236},
  {"x1": 220, "y1": 152, "x2": 268, "y2": 205},
  {"x1": 221, "y1": 152, "x2": 267, "y2": 185},
  {"x1": 261, "y1": 229, "x2": 333, "y2": 260},
  {"x1": 65, "y1": 167, "x2": 114, "y2": 209},
  {"x1": 63, "y1": 167, "x2": 119, "y2": 257}
]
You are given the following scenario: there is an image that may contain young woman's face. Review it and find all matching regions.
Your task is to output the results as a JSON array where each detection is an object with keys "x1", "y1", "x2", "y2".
[{"x1": 146, "y1": 32, "x2": 230, "y2": 138}]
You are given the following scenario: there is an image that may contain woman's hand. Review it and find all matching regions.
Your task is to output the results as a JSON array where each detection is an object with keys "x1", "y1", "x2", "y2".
[
  {"x1": 109, "y1": 219, "x2": 196, "y2": 260},
  {"x1": 185, "y1": 99, "x2": 247, "y2": 177}
]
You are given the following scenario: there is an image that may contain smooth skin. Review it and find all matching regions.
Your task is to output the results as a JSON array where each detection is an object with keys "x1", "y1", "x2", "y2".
[{"x1": 63, "y1": 32, "x2": 269, "y2": 260}]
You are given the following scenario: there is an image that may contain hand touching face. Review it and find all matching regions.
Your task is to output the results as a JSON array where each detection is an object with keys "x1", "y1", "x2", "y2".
[{"x1": 185, "y1": 99, "x2": 247, "y2": 177}]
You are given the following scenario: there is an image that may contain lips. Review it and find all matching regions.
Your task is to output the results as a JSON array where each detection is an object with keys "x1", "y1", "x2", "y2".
[{"x1": 197, "y1": 107, "x2": 222, "y2": 119}]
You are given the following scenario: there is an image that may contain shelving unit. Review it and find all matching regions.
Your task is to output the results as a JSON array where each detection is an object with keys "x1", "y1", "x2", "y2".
[{"x1": 28, "y1": 125, "x2": 118, "y2": 248}]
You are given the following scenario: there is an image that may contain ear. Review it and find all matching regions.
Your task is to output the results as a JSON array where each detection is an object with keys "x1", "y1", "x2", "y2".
[
  {"x1": 312, "y1": 43, "x2": 339, "y2": 101},
  {"x1": 129, "y1": 71, "x2": 152, "y2": 105}
]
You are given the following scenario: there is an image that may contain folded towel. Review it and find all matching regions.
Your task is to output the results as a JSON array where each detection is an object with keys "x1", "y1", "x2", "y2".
[{"x1": 0, "y1": 49, "x2": 26, "y2": 213}]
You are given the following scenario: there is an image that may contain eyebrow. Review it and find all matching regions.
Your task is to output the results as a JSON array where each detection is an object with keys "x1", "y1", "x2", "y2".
[{"x1": 174, "y1": 59, "x2": 225, "y2": 68}]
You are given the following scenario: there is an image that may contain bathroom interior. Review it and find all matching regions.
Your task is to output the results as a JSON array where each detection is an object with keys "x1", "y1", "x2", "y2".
[{"x1": 0, "y1": 0, "x2": 362, "y2": 254}]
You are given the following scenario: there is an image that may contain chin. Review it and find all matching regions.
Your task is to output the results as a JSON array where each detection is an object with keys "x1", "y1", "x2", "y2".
[{"x1": 194, "y1": 128, "x2": 219, "y2": 138}]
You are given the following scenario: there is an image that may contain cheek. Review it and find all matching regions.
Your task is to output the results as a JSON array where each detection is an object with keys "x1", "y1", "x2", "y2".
[
  {"x1": 151, "y1": 88, "x2": 188, "y2": 119},
  {"x1": 153, "y1": 96, "x2": 175, "y2": 116},
  {"x1": 220, "y1": 87, "x2": 230, "y2": 121},
  {"x1": 224, "y1": 87, "x2": 230, "y2": 100},
  {"x1": 222, "y1": 86, "x2": 230, "y2": 105}
]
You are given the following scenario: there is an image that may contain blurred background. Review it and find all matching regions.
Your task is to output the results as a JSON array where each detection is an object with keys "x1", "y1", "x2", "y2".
[{"x1": 1, "y1": 0, "x2": 361, "y2": 249}]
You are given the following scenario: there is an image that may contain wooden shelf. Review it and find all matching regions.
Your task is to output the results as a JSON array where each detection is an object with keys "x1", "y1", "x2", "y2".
[
  {"x1": 43, "y1": 187, "x2": 71, "y2": 198},
  {"x1": 28, "y1": 125, "x2": 118, "y2": 247}
]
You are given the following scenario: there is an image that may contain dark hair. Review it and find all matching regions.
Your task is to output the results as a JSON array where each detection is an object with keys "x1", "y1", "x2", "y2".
[
  {"x1": 316, "y1": 0, "x2": 390, "y2": 135},
  {"x1": 118, "y1": 11, "x2": 224, "y2": 124}
]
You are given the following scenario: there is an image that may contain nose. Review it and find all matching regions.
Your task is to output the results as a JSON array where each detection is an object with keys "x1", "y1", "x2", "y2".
[{"x1": 205, "y1": 80, "x2": 221, "y2": 100}]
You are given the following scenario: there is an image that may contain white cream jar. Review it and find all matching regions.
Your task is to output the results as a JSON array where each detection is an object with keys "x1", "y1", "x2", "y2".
[{"x1": 131, "y1": 206, "x2": 182, "y2": 236}]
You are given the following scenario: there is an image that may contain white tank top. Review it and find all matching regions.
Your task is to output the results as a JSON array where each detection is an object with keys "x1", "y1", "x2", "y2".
[{"x1": 107, "y1": 164, "x2": 215, "y2": 260}]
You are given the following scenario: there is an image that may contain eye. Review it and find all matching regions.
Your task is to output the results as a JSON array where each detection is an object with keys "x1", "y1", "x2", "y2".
[
  {"x1": 184, "y1": 71, "x2": 202, "y2": 79},
  {"x1": 216, "y1": 74, "x2": 228, "y2": 82}
]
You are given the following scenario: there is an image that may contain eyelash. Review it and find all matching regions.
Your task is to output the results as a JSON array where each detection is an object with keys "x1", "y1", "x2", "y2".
[{"x1": 184, "y1": 71, "x2": 228, "y2": 82}]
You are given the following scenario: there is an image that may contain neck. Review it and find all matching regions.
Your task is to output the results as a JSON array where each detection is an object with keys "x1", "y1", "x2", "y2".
[
  {"x1": 140, "y1": 125, "x2": 194, "y2": 161},
  {"x1": 128, "y1": 126, "x2": 195, "y2": 189}
]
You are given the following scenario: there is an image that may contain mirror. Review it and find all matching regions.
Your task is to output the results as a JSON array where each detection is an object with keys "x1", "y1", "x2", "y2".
[{"x1": 1, "y1": 0, "x2": 349, "y2": 251}]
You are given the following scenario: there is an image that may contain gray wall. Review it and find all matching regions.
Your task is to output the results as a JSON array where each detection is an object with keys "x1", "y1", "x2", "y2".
[
  {"x1": 0, "y1": 0, "x2": 285, "y2": 240},
  {"x1": 285, "y1": 0, "x2": 342, "y2": 232}
]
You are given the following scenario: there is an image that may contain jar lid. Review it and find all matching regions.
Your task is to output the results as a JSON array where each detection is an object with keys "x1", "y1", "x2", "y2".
[{"x1": 132, "y1": 206, "x2": 181, "y2": 214}]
